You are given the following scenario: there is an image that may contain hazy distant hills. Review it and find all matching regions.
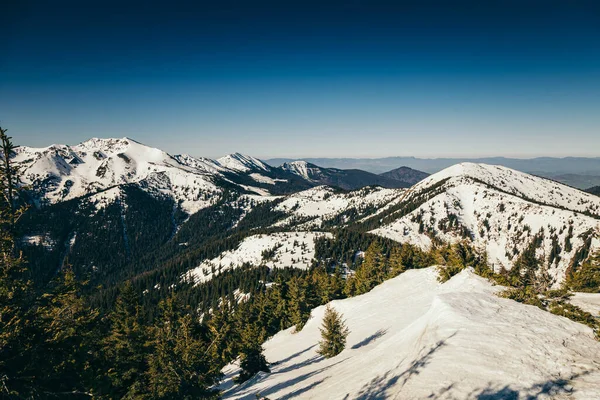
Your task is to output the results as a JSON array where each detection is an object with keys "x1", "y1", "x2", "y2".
[{"x1": 267, "y1": 156, "x2": 600, "y2": 189}]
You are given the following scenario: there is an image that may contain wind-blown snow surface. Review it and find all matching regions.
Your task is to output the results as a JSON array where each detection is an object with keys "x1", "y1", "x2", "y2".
[
  {"x1": 221, "y1": 268, "x2": 600, "y2": 400},
  {"x1": 371, "y1": 163, "x2": 600, "y2": 286},
  {"x1": 184, "y1": 232, "x2": 332, "y2": 284}
]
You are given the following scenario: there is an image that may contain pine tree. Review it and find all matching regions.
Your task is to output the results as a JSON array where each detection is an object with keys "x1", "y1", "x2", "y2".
[
  {"x1": 317, "y1": 305, "x2": 349, "y2": 358},
  {"x1": 387, "y1": 245, "x2": 405, "y2": 278},
  {"x1": 0, "y1": 128, "x2": 35, "y2": 397},
  {"x1": 207, "y1": 299, "x2": 239, "y2": 367},
  {"x1": 354, "y1": 242, "x2": 387, "y2": 295},
  {"x1": 235, "y1": 324, "x2": 270, "y2": 383},
  {"x1": 34, "y1": 265, "x2": 101, "y2": 396},
  {"x1": 147, "y1": 294, "x2": 220, "y2": 399},
  {"x1": 101, "y1": 281, "x2": 149, "y2": 398},
  {"x1": 288, "y1": 276, "x2": 311, "y2": 331}
]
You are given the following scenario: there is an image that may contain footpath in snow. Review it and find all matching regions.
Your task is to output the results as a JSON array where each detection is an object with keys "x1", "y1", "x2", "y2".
[{"x1": 221, "y1": 267, "x2": 600, "y2": 400}]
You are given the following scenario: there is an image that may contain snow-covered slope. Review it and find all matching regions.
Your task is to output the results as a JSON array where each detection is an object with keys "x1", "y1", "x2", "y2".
[
  {"x1": 217, "y1": 153, "x2": 271, "y2": 172},
  {"x1": 221, "y1": 267, "x2": 600, "y2": 399},
  {"x1": 370, "y1": 163, "x2": 600, "y2": 285},
  {"x1": 184, "y1": 232, "x2": 332, "y2": 284},
  {"x1": 273, "y1": 186, "x2": 405, "y2": 229},
  {"x1": 280, "y1": 161, "x2": 324, "y2": 181}
]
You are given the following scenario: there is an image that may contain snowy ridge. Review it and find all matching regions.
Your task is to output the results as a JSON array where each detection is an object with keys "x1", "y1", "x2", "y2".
[
  {"x1": 222, "y1": 267, "x2": 600, "y2": 399},
  {"x1": 184, "y1": 232, "x2": 332, "y2": 284}
]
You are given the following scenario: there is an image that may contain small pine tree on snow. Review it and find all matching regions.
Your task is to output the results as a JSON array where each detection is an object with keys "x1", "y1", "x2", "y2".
[
  {"x1": 317, "y1": 305, "x2": 349, "y2": 358},
  {"x1": 235, "y1": 324, "x2": 270, "y2": 383}
]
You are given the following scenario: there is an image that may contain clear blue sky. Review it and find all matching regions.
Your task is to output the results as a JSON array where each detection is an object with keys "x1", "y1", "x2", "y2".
[{"x1": 1, "y1": 0, "x2": 599, "y2": 158}]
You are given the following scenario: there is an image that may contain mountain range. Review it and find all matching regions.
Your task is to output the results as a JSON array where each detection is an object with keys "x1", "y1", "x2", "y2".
[
  {"x1": 12, "y1": 137, "x2": 600, "y2": 398},
  {"x1": 14, "y1": 137, "x2": 600, "y2": 288}
]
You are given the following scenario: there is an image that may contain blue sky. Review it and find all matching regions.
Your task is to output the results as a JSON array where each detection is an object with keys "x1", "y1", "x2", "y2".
[{"x1": 1, "y1": 0, "x2": 599, "y2": 158}]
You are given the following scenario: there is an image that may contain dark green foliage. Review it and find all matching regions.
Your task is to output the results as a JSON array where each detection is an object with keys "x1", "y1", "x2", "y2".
[
  {"x1": 435, "y1": 241, "x2": 490, "y2": 282},
  {"x1": 100, "y1": 282, "x2": 149, "y2": 398},
  {"x1": 317, "y1": 305, "x2": 349, "y2": 358},
  {"x1": 288, "y1": 276, "x2": 316, "y2": 331},
  {"x1": 147, "y1": 295, "x2": 220, "y2": 399},
  {"x1": 352, "y1": 242, "x2": 389, "y2": 295},
  {"x1": 566, "y1": 250, "x2": 600, "y2": 292},
  {"x1": 235, "y1": 324, "x2": 270, "y2": 383},
  {"x1": 548, "y1": 301, "x2": 598, "y2": 329}
]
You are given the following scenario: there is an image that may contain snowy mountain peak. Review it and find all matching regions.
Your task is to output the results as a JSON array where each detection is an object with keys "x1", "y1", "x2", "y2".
[{"x1": 216, "y1": 153, "x2": 270, "y2": 172}]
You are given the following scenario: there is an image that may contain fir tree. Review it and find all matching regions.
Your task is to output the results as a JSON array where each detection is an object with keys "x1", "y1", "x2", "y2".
[
  {"x1": 354, "y1": 242, "x2": 387, "y2": 295},
  {"x1": 288, "y1": 276, "x2": 312, "y2": 331},
  {"x1": 387, "y1": 245, "x2": 405, "y2": 278},
  {"x1": 207, "y1": 299, "x2": 239, "y2": 367},
  {"x1": 101, "y1": 281, "x2": 148, "y2": 398},
  {"x1": 0, "y1": 127, "x2": 34, "y2": 397},
  {"x1": 235, "y1": 324, "x2": 270, "y2": 383},
  {"x1": 317, "y1": 304, "x2": 349, "y2": 358},
  {"x1": 147, "y1": 294, "x2": 220, "y2": 399},
  {"x1": 34, "y1": 265, "x2": 101, "y2": 396}
]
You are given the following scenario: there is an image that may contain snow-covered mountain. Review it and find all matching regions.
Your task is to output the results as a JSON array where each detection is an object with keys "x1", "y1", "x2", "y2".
[
  {"x1": 13, "y1": 138, "x2": 302, "y2": 213},
  {"x1": 370, "y1": 163, "x2": 600, "y2": 286},
  {"x1": 15, "y1": 138, "x2": 600, "y2": 288},
  {"x1": 14, "y1": 138, "x2": 226, "y2": 213},
  {"x1": 14, "y1": 138, "x2": 414, "y2": 214},
  {"x1": 221, "y1": 267, "x2": 600, "y2": 399}
]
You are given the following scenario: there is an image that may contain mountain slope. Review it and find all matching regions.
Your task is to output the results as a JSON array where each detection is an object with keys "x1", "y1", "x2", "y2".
[
  {"x1": 379, "y1": 165, "x2": 429, "y2": 186},
  {"x1": 281, "y1": 160, "x2": 410, "y2": 190},
  {"x1": 221, "y1": 267, "x2": 600, "y2": 399}
]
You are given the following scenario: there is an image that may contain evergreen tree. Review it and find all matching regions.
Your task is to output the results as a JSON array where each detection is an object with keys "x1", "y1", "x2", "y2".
[
  {"x1": 207, "y1": 299, "x2": 239, "y2": 367},
  {"x1": 101, "y1": 281, "x2": 148, "y2": 398},
  {"x1": 387, "y1": 245, "x2": 405, "y2": 278},
  {"x1": 317, "y1": 305, "x2": 349, "y2": 358},
  {"x1": 354, "y1": 242, "x2": 387, "y2": 295},
  {"x1": 34, "y1": 266, "x2": 101, "y2": 396},
  {"x1": 0, "y1": 127, "x2": 35, "y2": 398},
  {"x1": 288, "y1": 276, "x2": 312, "y2": 331},
  {"x1": 235, "y1": 324, "x2": 270, "y2": 383},
  {"x1": 147, "y1": 294, "x2": 220, "y2": 399},
  {"x1": 567, "y1": 250, "x2": 600, "y2": 292}
]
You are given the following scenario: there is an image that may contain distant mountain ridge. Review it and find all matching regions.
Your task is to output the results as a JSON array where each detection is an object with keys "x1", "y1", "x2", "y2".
[
  {"x1": 267, "y1": 156, "x2": 600, "y2": 189},
  {"x1": 280, "y1": 160, "x2": 413, "y2": 190}
]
